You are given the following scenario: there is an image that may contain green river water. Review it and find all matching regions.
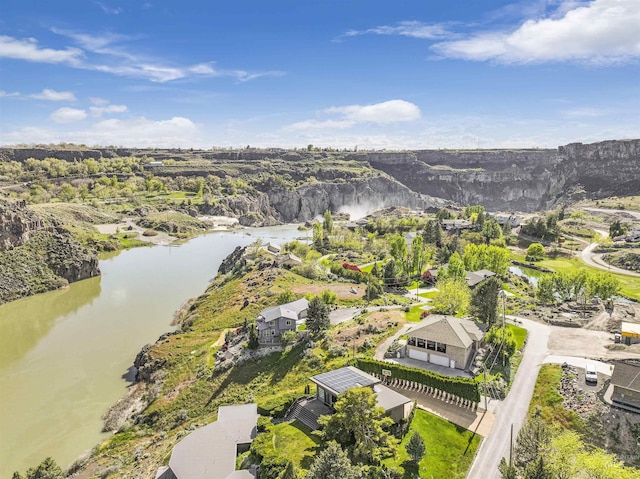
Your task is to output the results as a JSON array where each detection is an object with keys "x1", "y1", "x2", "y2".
[{"x1": 0, "y1": 225, "x2": 302, "y2": 476}]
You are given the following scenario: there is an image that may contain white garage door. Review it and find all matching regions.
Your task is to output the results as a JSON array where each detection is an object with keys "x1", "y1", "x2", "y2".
[
  {"x1": 429, "y1": 354, "x2": 450, "y2": 367},
  {"x1": 408, "y1": 348, "x2": 429, "y2": 362}
]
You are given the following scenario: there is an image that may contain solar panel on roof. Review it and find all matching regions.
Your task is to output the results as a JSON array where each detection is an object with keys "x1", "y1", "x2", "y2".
[{"x1": 311, "y1": 367, "x2": 377, "y2": 394}]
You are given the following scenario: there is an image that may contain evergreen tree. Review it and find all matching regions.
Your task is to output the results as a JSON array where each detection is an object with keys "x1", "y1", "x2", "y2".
[
  {"x1": 406, "y1": 431, "x2": 426, "y2": 465},
  {"x1": 323, "y1": 210, "x2": 333, "y2": 235},
  {"x1": 307, "y1": 296, "x2": 330, "y2": 334},
  {"x1": 279, "y1": 460, "x2": 299, "y2": 479},
  {"x1": 470, "y1": 276, "x2": 501, "y2": 325},
  {"x1": 305, "y1": 442, "x2": 361, "y2": 479},
  {"x1": 248, "y1": 323, "x2": 259, "y2": 349}
]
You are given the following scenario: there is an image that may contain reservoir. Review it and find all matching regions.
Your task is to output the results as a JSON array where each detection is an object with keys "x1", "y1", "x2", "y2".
[{"x1": 0, "y1": 225, "x2": 303, "y2": 476}]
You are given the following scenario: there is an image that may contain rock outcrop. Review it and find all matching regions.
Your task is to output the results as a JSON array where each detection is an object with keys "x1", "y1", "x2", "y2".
[{"x1": 0, "y1": 199, "x2": 100, "y2": 303}]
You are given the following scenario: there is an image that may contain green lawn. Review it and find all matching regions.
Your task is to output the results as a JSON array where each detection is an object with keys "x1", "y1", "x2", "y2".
[
  {"x1": 529, "y1": 364, "x2": 583, "y2": 432},
  {"x1": 507, "y1": 323, "x2": 527, "y2": 351},
  {"x1": 418, "y1": 290, "x2": 438, "y2": 299},
  {"x1": 405, "y1": 305, "x2": 426, "y2": 322},
  {"x1": 259, "y1": 420, "x2": 320, "y2": 470},
  {"x1": 511, "y1": 252, "x2": 640, "y2": 300},
  {"x1": 383, "y1": 409, "x2": 481, "y2": 479}
]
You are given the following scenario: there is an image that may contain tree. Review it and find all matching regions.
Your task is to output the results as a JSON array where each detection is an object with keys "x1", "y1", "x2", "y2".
[
  {"x1": 280, "y1": 330, "x2": 297, "y2": 347},
  {"x1": 312, "y1": 222, "x2": 324, "y2": 248},
  {"x1": 318, "y1": 388, "x2": 397, "y2": 464},
  {"x1": 446, "y1": 251, "x2": 465, "y2": 281},
  {"x1": 390, "y1": 234, "x2": 409, "y2": 274},
  {"x1": 323, "y1": 210, "x2": 333, "y2": 235},
  {"x1": 514, "y1": 412, "x2": 551, "y2": 469},
  {"x1": 523, "y1": 457, "x2": 552, "y2": 479},
  {"x1": 307, "y1": 296, "x2": 330, "y2": 334},
  {"x1": 305, "y1": 442, "x2": 361, "y2": 479},
  {"x1": 482, "y1": 218, "x2": 503, "y2": 243},
  {"x1": 406, "y1": 431, "x2": 426, "y2": 465},
  {"x1": 536, "y1": 276, "x2": 556, "y2": 304},
  {"x1": 383, "y1": 260, "x2": 399, "y2": 286},
  {"x1": 526, "y1": 243, "x2": 545, "y2": 261},
  {"x1": 588, "y1": 272, "x2": 621, "y2": 301},
  {"x1": 320, "y1": 289, "x2": 338, "y2": 305},
  {"x1": 431, "y1": 278, "x2": 471, "y2": 315},
  {"x1": 248, "y1": 323, "x2": 259, "y2": 349},
  {"x1": 470, "y1": 276, "x2": 501, "y2": 325},
  {"x1": 366, "y1": 278, "x2": 384, "y2": 301},
  {"x1": 609, "y1": 219, "x2": 627, "y2": 238},
  {"x1": 410, "y1": 235, "x2": 426, "y2": 276},
  {"x1": 422, "y1": 219, "x2": 442, "y2": 245},
  {"x1": 276, "y1": 291, "x2": 297, "y2": 304},
  {"x1": 279, "y1": 460, "x2": 300, "y2": 479},
  {"x1": 499, "y1": 459, "x2": 517, "y2": 479},
  {"x1": 19, "y1": 458, "x2": 64, "y2": 479},
  {"x1": 57, "y1": 183, "x2": 76, "y2": 202}
]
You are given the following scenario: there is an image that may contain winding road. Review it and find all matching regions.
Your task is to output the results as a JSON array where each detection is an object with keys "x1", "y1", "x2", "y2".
[{"x1": 579, "y1": 229, "x2": 640, "y2": 278}]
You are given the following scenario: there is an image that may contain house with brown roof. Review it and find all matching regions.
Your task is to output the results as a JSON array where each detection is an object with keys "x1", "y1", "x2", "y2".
[
  {"x1": 405, "y1": 315, "x2": 485, "y2": 370},
  {"x1": 610, "y1": 362, "x2": 640, "y2": 412}
]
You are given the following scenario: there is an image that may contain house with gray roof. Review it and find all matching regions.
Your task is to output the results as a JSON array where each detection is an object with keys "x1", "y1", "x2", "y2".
[
  {"x1": 406, "y1": 315, "x2": 485, "y2": 370},
  {"x1": 610, "y1": 362, "x2": 640, "y2": 412},
  {"x1": 309, "y1": 366, "x2": 413, "y2": 423},
  {"x1": 155, "y1": 403, "x2": 258, "y2": 479},
  {"x1": 256, "y1": 298, "x2": 309, "y2": 345}
]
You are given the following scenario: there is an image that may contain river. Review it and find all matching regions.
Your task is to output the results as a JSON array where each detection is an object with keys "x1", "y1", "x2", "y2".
[{"x1": 0, "y1": 225, "x2": 304, "y2": 476}]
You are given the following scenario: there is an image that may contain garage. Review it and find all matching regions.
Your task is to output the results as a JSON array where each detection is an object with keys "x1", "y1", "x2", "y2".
[
  {"x1": 429, "y1": 354, "x2": 450, "y2": 367},
  {"x1": 408, "y1": 348, "x2": 429, "y2": 362}
]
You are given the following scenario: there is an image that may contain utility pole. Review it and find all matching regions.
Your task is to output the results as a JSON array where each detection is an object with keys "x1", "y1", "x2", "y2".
[{"x1": 501, "y1": 290, "x2": 507, "y2": 367}]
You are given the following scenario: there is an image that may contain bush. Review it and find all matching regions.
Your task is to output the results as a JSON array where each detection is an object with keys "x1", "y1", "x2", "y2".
[
  {"x1": 328, "y1": 344, "x2": 349, "y2": 358},
  {"x1": 142, "y1": 229, "x2": 158, "y2": 237}
]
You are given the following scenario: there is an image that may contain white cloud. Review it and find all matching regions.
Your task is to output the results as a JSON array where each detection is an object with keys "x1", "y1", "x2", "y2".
[
  {"x1": 340, "y1": 21, "x2": 452, "y2": 41},
  {"x1": 50, "y1": 107, "x2": 87, "y2": 123},
  {"x1": 325, "y1": 100, "x2": 422, "y2": 123},
  {"x1": 2, "y1": 116, "x2": 200, "y2": 148},
  {"x1": 0, "y1": 35, "x2": 83, "y2": 64},
  {"x1": 30, "y1": 89, "x2": 77, "y2": 101},
  {"x1": 90, "y1": 97, "x2": 109, "y2": 105},
  {"x1": 431, "y1": 0, "x2": 640, "y2": 64},
  {"x1": 562, "y1": 107, "x2": 610, "y2": 118},
  {"x1": 285, "y1": 100, "x2": 421, "y2": 131},
  {"x1": 94, "y1": 1, "x2": 123, "y2": 14},
  {"x1": 0, "y1": 90, "x2": 20, "y2": 98},
  {"x1": 90, "y1": 104, "x2": 128, "y2": 117}
]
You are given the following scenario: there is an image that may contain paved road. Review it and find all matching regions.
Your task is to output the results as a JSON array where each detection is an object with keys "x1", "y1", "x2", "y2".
[
  {"x1": 467, "y1": 316, "x2": 550, "y2": 479},
  {"x1": 580, "y1": 239, "x2": 640, "y2": 277},
  {"x1": 583, "y1": 207, "x2": 640, "y2": 221}
]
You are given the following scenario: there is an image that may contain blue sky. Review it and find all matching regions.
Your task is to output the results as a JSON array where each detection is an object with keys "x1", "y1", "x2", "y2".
[{"x1": 0, "y1": 0, "x2": 638, "y2": 149}]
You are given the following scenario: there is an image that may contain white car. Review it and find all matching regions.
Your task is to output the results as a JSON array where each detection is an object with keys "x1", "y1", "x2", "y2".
[{"x1": 585, "y1": 364, "x2": 598, "y2": 384}]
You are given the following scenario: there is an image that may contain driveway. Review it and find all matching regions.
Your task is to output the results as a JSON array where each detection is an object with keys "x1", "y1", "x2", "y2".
[{"x1": 467, "y1": 315, "x2": 640, "y2": 478}]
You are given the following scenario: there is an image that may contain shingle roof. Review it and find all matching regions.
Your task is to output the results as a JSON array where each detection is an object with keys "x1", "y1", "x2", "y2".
[
  {"x1": 310, "y1": 366, "x2": 380, "y2": 395},
  {"x1": 168, "y1": 404, "x2": 258, "y2": 479},
  {"x1": 258, "y1": 298, "x2": 309, "y2": 322},
  {"x1": 465, "y1": 270, "x2": 496, "y2": 287},
  {"x1": 611, "y1": 362, "x2": 640, "y2": 392},
  {"x1": 409, "y1": 315, "x2": 484, "y2": 349}
]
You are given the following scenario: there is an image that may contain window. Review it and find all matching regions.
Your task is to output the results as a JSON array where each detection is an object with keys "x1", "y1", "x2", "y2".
[
  {"x1": 426, "y1": 340, "x2": 436, "y2": 351},
  {"x1": 408, "y1": 338, "x2": 416, "y2": 346},
  {"x1": 271, "y1": 330, "x2": 275, "y2": 335},
  {"x1": 417, "y1": 339, "x2": 426, "y2": 349},
  {"x1": 269, "y1": 320, "x2": 274, "y2": 326},
  {"x1": 286, "y1": 320, "x2": 291, "y2": 326},
  {"x1": 436, "y1": 342, "x2": 446, "y2": 353}
]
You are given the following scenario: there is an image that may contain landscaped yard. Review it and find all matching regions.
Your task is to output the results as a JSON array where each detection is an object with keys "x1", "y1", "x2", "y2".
[
  {"x1": 405, "y1": 305, "x2": 427, "y2": 322},
  {"x1": 508, "y1": 323, "x2": 527, "y2": 351},
  {"x1": 266, "y1": 420, "x2": 320, "y2": 469},
  {"x1": 383, "y1": 409, "x2": 481, "y2": 479},
  {"x1": 529, "y1": 364, "x2": 583, "y2": 431}
]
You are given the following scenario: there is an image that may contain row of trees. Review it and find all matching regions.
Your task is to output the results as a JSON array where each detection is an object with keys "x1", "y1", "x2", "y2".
[{"x1": 537, "y1": 269, "x2": 621, "y2": 304}]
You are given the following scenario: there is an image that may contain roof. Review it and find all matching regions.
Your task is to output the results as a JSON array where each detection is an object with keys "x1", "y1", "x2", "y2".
[
  {"x1": 310, "y1": 366, "x2": 380, "y2": 395},
  {"x1": 622, "y1": 322, "x2": 640, "y2": 335},
  {"x1": 611, "y1": 362, "x2": 640, "y2": 392},
  {"x1": 277, "y1": 253, "x2": 302, "y2": 263},
  {"x1": 373, "y1": 384, "x2": 412, "y2": 411},
  {"x1": 465, "y1": 270, "x2": 496, "y2": 287},
  {"x1": 168, "y1": 404, "x2": 258, "y2": 479},
  {"x1": 258, "y1": 298, "x2": 309, "y2": 322},
  {"x1": 409, "y1": 315, "x2": 485, "y2": 349}
]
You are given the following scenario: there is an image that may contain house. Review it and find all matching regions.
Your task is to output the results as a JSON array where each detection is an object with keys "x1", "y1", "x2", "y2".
[
  {"x1": 441, "y1": 219, "x2": 474, "y2": 232},
  {"x1": 421, "y1": 267, "x2": 495, "y2": 288},
  {"x1": 405, "y1": 315, "x2": 485, "y2": 370},
  {"x1": 256, "y1": 298, "x2": 309, "y2": 344},
  {"x1": 276, "y1": 252, "x2": 302, "y2": 268},
  {"x1": 266, "y1": 243, "x2": 282, "y2": 254},
  {"x1": 610, "y1": 362, "x2": 640, "y2": 412},
  {"x1": 147, "y1": 161, "x2": 163, "y2": 167},
  {"x1": 309, "y1": 366, "x2": 413, "y2": 423},
  {"x1": 155, "y1": 403, "x2": 258, "y2": 479},
  {"x1": 621, "y1": 322, "x2": 640, "y2": 345},
  {"x1": 491, "y1": 213, "x2": 521, "y2": 228},
  {"x1": 465, "y1": 269, "x2": 496, "y2": 288}
]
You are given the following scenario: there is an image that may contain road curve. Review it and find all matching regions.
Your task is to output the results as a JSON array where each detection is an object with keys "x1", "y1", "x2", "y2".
[{"x1": 580, "y1": 241, "x2": 640, "y2": 278}]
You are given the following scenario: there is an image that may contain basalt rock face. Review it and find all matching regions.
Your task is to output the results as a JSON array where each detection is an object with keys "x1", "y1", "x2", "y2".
[
  {"x1": 368, "y1": 149, "x2": 563, "y2": 212},
  {"x1": 558, "y1": 140, "x2": 640, "y2": 198},
  {"x1": 0, "y1": 199, "x2": 100, "y2": 303},
  {"x1": 200, "y1": 192, "x2": 281, "y2": 226},
  {"x1": 367, "y1": 140, "x2": 640, "y2": 212},
  {"x1": 263, "y1": 175, "x2": 435, "y2": 223}
]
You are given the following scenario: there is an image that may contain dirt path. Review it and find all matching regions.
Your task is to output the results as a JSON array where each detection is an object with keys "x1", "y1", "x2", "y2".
[{"x1": 95, "y1": 217, "x2": 177, "y2": 245}]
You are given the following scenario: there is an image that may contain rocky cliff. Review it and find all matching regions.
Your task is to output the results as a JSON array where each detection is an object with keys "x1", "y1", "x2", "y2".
[
  {"x1": 368, "y1": 140, "x2": 639, "y2": 211},
  {"x1": 0, "y1": 199, "x2": 100, "y2": 303}
]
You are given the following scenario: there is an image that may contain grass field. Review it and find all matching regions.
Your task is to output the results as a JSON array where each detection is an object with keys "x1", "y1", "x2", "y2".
[
  {"x1": 529, "y1": 364, "x2": 584, "y2": 431},
  {"x1": 258, "y1": 420, "x2": 320, "y2": 470},
  {"x1": 508, "y1": 323, "x2": 527, "y2": 351},
  {"x1": 383, "y1": 409, "x2": 481, "y2": 479},
  {"x1": 405, "y1": 305, "x2": 426, "y2": 322},
  {"x1": 511, "y1": 252, "x2": 640, "y2": 300}
]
